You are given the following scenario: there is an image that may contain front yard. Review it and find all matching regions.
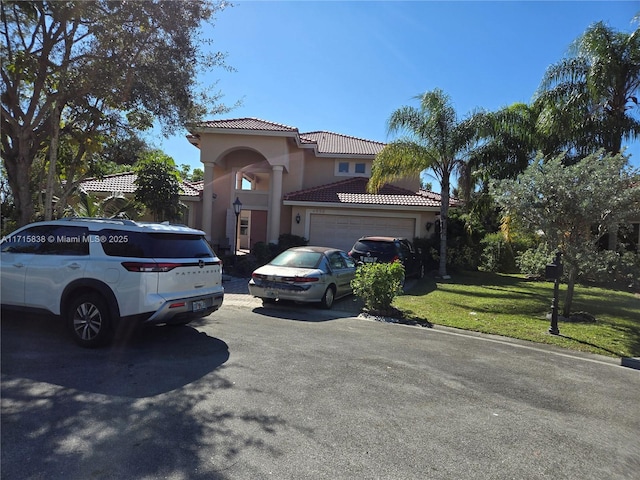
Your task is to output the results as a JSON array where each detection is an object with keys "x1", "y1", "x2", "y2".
[{"x1": 394, "y1": 271, "x2": 640, "y2": 358}]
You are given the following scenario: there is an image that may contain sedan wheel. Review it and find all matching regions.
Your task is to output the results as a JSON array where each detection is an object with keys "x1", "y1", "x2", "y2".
[
  {"x1": 67, "y1": 293, "x2": 112, "y2": 348},
  {"x1": 320, "y1": 286, "x2": 335, "y2": 309}
]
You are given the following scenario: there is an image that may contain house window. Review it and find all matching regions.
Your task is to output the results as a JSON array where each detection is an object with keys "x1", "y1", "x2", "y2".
[
  {"x1": 336, "y1": 160, "x2": 370, "y2": 177},
  {"x1": 240, "y1": 218, "x2": 249, "y2": 236},
  {"x1": 235, "y1": 171, "x2": 253, "y2": 191}
]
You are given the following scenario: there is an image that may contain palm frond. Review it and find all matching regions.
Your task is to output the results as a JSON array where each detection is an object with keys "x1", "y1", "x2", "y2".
[{"x1": 368, "y1": 140, "x2": 435, "y2": 192}]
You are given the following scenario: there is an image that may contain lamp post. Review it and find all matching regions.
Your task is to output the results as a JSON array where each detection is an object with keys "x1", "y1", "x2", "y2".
[{"x1": 233, "y1": 197, "x2": 243, "y2": 260}]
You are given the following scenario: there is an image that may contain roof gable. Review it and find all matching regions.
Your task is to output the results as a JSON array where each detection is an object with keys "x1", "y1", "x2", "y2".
[
  {"x1": 195, "y1": 117, "x2": 299, "y2": 132},
  {"x1": 190, "y1": 117, "x2": 385, "y2": 156}
]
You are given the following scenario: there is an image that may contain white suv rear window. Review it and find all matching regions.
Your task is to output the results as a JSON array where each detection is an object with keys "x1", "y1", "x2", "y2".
[{"x1": 98, "y1": 230, "x2": 214, "y2": 258}]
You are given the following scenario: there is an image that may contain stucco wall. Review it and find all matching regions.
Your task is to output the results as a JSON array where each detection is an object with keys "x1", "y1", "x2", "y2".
[{"x1": 195, "y1": 128, "x2": 435, "y2": 250}]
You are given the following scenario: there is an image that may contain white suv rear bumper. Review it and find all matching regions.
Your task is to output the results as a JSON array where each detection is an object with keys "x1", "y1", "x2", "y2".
[{"x1": 144, "y1": 289, "x2": 224, "y2": 324}]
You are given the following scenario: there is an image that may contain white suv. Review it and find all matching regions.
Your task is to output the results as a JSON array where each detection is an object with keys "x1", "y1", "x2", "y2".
[{"x1": 0, "y1": 218, "x2": 224, "y2": 347}]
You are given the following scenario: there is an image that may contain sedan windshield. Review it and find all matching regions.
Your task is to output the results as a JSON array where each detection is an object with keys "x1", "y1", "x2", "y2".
[{"x1": 270, "y1": 251, "x2": 322, "y2": 268}]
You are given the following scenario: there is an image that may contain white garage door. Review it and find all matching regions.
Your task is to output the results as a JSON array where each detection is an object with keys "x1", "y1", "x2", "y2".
[{"x1": 309, "y1": 214, "x2": 415, "y2": 251}]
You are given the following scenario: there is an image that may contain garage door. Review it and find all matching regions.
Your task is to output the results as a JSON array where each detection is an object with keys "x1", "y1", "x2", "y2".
[{"x1": 309, "y1": 214, "x2": 415, "y2": 251}]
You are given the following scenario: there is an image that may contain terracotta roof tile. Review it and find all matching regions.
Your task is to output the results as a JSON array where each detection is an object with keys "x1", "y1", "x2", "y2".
[
  {"x1": 192, "y1": 118, "x2": 385, "y2": 156},
  {"x1": 299, "y1": 131, "x2": 385, "y2": 156},
  {"x1": 186, "y1": 180, "x2": 204, "y2": 192},
  {"x1": 80, "y1": 172, "x2": 139, "y2": 194},
  {"x1": 80, "y1": 172, "x2": 201, "y2": 197},
  {"x1": 418, "y1": 189, "x2": 461, "y2": 206},
  {"x1": 284, "y1": 177, "x2": 451, "y2": 207},
  {"x1": 196, "y1": 117, "x2": 298, "y2": 132},
  {"x1": 180, "y1": 180, "x2": 202, "y2": 197}
]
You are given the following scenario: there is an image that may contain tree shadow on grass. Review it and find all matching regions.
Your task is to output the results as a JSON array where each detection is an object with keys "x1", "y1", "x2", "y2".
[
  {"x1": 402, "y1": 278, "x2": 438, "y2": 296},
  {"x1": 557, "y1": 333, "x2": 628, "y2": 358},
  {"x1": 402, "y1": 275, "x2": 549, "y2": 308},
  {"x1": 399, "y1": 272, "x2": 640, "y2": 357}
]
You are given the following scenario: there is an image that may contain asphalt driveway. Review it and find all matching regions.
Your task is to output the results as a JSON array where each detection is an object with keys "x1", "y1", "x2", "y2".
[{"x1": 2, "y1": 292, "x2": 639, "y2": 479}]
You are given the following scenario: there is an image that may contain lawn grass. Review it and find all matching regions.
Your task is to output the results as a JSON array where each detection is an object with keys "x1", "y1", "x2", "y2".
[{"x1": 394, "y1": 271, "x2": 640, "y2": 358}]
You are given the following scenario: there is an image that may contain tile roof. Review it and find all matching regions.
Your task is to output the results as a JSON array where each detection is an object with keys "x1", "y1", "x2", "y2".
[
  {"x1": 418, "y1": 189, "x2": 461, "y2": 207},
  {"x1": 191, "y1": 117, "x2": 385, "y2": 156},
  {"x1": 80, "y1": 172, "x2": 201, "y2": 197},
  {"x1": 81, "y1": 172, "x2": 139, "y2": 194},
  {"x1": 179, "y1": 180, "x2": 202, "y2": 197},
  {"x1": 299, "y1": 131, "x2": 385, "y2": 156},
  {"x1": 195, "y1": 117, "x2": 299, "y2": 132},
  {"x1": 283, "y1": 177, "x2": 452, "y2": 207},
  {"x1": 185, "y1": 180, "x2": 204, "y2": 193}
]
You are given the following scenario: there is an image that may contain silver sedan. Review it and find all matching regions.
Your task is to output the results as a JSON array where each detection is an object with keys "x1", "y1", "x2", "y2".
[{"x1": 248, "y1": 246, "x2": 357, "y2": 309}]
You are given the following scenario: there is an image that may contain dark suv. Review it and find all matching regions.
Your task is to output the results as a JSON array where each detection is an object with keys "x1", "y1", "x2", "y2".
[{"x1": 348, "y1": 236, "x2": 424, "y2": 279}]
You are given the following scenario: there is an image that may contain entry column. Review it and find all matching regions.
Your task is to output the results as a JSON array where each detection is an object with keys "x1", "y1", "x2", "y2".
[
  {"x1": 268, "y1": 165, "x2": 284, "y2": 243},
  {"x1": 202, "y1": 161, "x2": 215, "y2": 241}
]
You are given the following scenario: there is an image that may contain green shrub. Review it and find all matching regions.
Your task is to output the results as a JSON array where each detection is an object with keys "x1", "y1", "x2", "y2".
[
  {"x1": 233, "y1": 254, "x2": 259, "y2": 277},
  {"x1": 251, "y1": 234, "x2": 308, "y2": 267},
  {"x1": 614, "y1": 251, "x2": 640, "y2": 289},
  {"x1": 578, "y1": 249, "x2": 640, "y2": 289},
  {"x1": 252, "y1": 241, "x2": 279, "y2": 265},
  {"x1": 413, "y1": 236, "x2": 439, "y2": 272},
  {"x1": 480, "y1": 233, "x2": 517, "y2": 273},
  {"x1": 351, "y1": 261, "x2": 404, "y2": 314},
  {"x1": 276, "y1": 233, "x2": 308, "y2": 252},
  {"x1": 416, "y1": 210, "x2": 489, "y2": 273},
  {"x1": 516, "y1": 243, "x2": 554, "y2": 278}
]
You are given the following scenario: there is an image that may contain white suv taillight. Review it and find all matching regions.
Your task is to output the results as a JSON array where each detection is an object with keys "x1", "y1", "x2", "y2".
[{"x1": 121, "y1": 262, "x2": 181, "y2": 272}]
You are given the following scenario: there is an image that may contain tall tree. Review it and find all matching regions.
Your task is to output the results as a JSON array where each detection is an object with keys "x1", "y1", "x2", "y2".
[
  {"x1": 1, "y1": 0, "x2": 231, "y2": 226},
  {"x1": 491, "y1": 150, "x2": 640, "y2": 316},
  {"x1": 469, "y1": 103, "x2": 542, "y2": 183},
  {"x1": 134, "y1": 151, "x2": 182, "y2": 222},
  {"x1": 369, "y1": 89, "x2": 479, "y2": 277},
  {"x1": 50, "y1": 131, "x2": 151, "y2": 219},
  {"x1": 534, "y1": 20, "x2": 640, "y2": 159}
]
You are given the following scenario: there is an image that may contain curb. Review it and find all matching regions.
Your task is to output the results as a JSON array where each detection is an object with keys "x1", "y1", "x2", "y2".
[
  {"x1": 220, "y1": 277, "x2": 638, "y2": 370},
  {"x1": 621, "y1": 357, "x2": 640, "y2": 370}
]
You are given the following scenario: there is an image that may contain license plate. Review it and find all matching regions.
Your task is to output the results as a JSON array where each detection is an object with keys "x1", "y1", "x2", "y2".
[
  {"x1": 265, "y1": 290, "x2": 278, "y2": 298},
  {"x1": 192, "y1": 300, "x2": 207, "y2": 311},
  {"x1": 363, "y1": 257, "x2": 377, "y2": 263}
]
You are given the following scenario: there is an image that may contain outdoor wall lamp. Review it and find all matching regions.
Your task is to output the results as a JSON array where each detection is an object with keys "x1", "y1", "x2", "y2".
[
  {"x1": 295, "y1": 213, "x2": 301, "y2": 224},
  {"x1": 425, "y1": 221, "x2": 433, "y2": 231}
]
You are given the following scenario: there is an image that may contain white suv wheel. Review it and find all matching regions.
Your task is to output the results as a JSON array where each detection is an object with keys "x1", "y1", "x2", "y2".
[{"x1": 68, "y1": 294, "x2": 112, "y2": 348}]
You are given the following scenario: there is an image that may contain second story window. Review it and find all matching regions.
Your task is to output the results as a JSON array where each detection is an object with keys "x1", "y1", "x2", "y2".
[{"x1": 335, "y1": 160, "x2": 369, "y2": 177}]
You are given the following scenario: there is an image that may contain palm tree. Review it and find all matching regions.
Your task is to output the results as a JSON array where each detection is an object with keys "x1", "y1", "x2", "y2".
[
  {"x1": 65, "y1": 189, "x2": 142, "y2": 219},
  {"x1": 368, "y1": 88, "x2": 479, "y2": 278},
  {"x1": 534, "y1": 20, "x2": 640, "y2": 158},
  {"x1": 468, "y1": 103, "x2": 542, "y2": 182}
]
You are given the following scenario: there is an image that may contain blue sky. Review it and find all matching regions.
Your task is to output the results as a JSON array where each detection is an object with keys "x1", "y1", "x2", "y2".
[{"x1": 149, "y1": 0, "x2": 640, "y2": 173}]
